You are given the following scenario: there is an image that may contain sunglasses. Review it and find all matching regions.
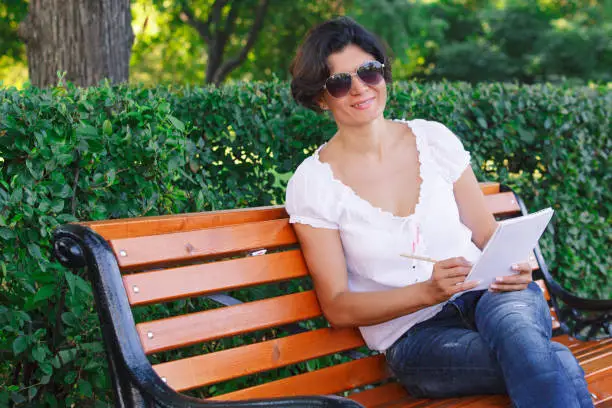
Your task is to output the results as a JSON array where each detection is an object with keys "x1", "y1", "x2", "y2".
[{"x1": 323, "y1": 60, "x2": 385, "y2": 98}]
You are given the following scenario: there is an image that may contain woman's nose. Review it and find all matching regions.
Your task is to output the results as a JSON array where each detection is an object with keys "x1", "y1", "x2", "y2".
[{"x1": 350, "y1": 73, "x2": 368, "y2": 95}]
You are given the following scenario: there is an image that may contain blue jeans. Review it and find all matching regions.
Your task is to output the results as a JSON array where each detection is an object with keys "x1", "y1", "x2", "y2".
[{"x1": 385, "y1": 282, "x2": 593, "y2": 408}]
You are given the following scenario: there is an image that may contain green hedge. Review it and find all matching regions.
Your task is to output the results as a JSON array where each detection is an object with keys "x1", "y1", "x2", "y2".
[{"x1": 0, "y1": 80, "x2": 610, "y2": 406}]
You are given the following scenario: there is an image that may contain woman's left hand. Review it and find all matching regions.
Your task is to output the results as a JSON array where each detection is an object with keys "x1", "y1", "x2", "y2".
[{"x1": 489, "y1": 261, "x2": 533, "y2": 292}]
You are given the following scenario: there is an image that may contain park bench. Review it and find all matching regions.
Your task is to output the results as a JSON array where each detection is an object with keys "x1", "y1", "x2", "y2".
[{"x1": 52, "y1": 182, "x2": 612, "y2": 407}]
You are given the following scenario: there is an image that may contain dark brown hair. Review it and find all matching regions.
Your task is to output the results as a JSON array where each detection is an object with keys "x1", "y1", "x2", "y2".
[{"x1": 290, "y1": 16, "x2": 392, "y2": 113}]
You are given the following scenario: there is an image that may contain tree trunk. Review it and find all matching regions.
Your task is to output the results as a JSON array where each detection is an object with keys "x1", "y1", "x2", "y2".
[{"x1": 18, "y1": 0, "x2": 134, "y2": 87}]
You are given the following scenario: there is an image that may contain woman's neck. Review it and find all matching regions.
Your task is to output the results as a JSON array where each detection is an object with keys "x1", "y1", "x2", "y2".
[{"x1": 334, "y1": 116, "x2": 393, "y2": 162}]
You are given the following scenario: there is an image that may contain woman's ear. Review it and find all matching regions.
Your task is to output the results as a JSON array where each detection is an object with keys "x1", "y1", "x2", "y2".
[{"x1": 317, "y1": 94, "x2": 329, "y2": 111}]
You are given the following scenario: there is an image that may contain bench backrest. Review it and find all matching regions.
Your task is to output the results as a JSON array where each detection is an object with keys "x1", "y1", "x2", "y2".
[{"x1": 82, "y1": 182, "x2": 557, "y2": 402}]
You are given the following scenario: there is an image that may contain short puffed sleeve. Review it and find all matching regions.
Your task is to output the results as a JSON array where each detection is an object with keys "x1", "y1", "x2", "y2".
[
  {"x1": 285, "y1": 158, "x2": 340, "y2": 230},
  {"x1": 426, "y1": 121, "x2": 471, "y2": 183}
]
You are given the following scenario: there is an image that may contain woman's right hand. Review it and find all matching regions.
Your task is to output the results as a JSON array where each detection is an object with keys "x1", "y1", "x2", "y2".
[{"x1": 424, "y1": 257, "x2": 480, "y2": 304}]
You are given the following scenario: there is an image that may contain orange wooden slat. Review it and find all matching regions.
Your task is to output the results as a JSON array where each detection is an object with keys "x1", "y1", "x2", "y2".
[
  {"x1": 153, "y1": 327, "x2": 365, "y2": 391},
  {"x1": 479, "y1": 182, "x2": 500, "y2": 196},
  {"x1": 484, "y1": 192, "x2": 521, "y2": 216},
  {"x1": 137, "y1": 291, "x2": 322, "y2": 354},
  {"x1": 574, "y1": 340, "x2": 612, "y2": 361},
  {"x1": 86, "y1": 185, "x2": 496, "y2": 241},
  {"x1": 85, "y1": 206, "x2": 287, "y2": 240},
  {"x1": 553, "y1": 334, "x2": 612, "y2": 358},
  {"x1": 554, "y1": 334, "x2": 583, "y2": 348},
  {"x1": 574, "y1": 339, "x2": 612, "y2": 357},
  {"x1": 123, "y1": 250, "x2": 308, "y2": 306},
  {"x1": 210, "y1": 355, "x2": 390, "y2": 401},
  {"x1": 534, "y1": 280, "x2": 550, "y2": 301},
  {"x1": 582, "y1": 351, "x2": 612, "y2": 377},
  {"x1": 589, "y1": 370, "x2": 612, "y2": 406},
  {"x1": 579, "y1": 345, "x2": 612, "y2": 369},
  {"x1": 348, "y1": 382, "x2": 413, "y2": 407},
  {"x1": 111, "y1": 219, "x2": 296, "y2": 269}
]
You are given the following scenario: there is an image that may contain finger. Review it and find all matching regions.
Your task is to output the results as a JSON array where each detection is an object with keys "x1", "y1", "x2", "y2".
[
  {"x1": 511, "y1": 262, "x2": 532, "y2": 274},
  {"x1": 456, "y1": 279, "x2": 482, "y2": 293},
  {"x1": 495, "y1": 274, "x2": 532, "y2": 285},
  {"x1": 489, "y1": 282, "x2": 529, "y2": 292},
  {"x1": 438, "y1": 257, "x2": 472, "y2": 269},
  {"x1": 447, "y1": 276, "x2": 470, "y2": 286},
  {"x1": 440, "y1": 266, "x2": 472, "y2": 278}
]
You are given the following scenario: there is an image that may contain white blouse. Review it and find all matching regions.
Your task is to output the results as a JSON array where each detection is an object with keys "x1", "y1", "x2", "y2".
[{"x1": 285, "y1": 119, "x2": 482, "y2": 351}]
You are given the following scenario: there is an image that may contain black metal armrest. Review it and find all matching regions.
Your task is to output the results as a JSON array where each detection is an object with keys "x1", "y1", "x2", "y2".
[
  {"x1": 500, "y1": 186, "x2": 612, "y2": 340},
  {"x1": 52, "y1": 224, "x2": 364, "y2": 408}
]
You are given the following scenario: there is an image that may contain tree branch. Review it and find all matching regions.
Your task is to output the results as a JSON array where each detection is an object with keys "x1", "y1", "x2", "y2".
[
  {"x1": 214, "y1": 2, "x2": 240, "y2": 60},
  {"x1": 180, "y1": 2, "x2": 211, "y2": 43},
  {"x1": 213, "y1": 0, "x2": 270, "y2": 84},
  {"x1": 208, "y1": 0, "x2": 230, "y2": 32}
]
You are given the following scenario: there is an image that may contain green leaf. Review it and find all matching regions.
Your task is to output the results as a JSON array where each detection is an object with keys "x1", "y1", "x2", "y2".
[
  {"x1": 517, "y1": 127, "x2": 535, "y2": 143},
  {"x1": 32, "y1": 285, "x2": 56, "y2": 303},
  {"x1": 58, "y1": 348, "x2": 78, "y2": 365},
  {"x1": 76, "y1": 124, "x2": 98, "y2": 138},
  {"x1": 27, "y1": 243, "x2": 43, "y2": 260},
  {"x1": 61, "y1": 312, "x2": 79, "y2": 327},
  {"x1": 74, "y1": 274, "x2": 93, "y2": 296},
  {"x1": 12, "y1": 336, "x2": 28, "y2": 355},
  {"x1": 64, "y1": 270, "x2": 77, "y2": 295},
  {"x1": 78, "y1": 379, "x2": 93, "y2": 397},
  {"x1": 168, "y1": 115, "x2": 185, "y2": 132},
  {"x1": 102, "y1": 119, "x2": 113, "y2": 136},
  {"x1": 50, "y1": 200, "x2": 64, "y2": 213},
  {"x1": 0, "y1": 227, "x2": 15, "y2": 240},
  {"x1": 32, "y1": 345, "x2": 46, "y2": 362},
  {"x1": 476, "y1": 116, "x2": 488, "y2": 129},
  {"x1": 39, "y1": 362, "x2": 53, "y2": 376},
  {"x1": 64, "y1": 371, "x2": 77, "y2": 385}
]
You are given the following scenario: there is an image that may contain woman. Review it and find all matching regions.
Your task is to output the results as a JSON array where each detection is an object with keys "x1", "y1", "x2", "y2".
[{"x1": 285, "y1": 16, "x2": 592, "y2": 408}]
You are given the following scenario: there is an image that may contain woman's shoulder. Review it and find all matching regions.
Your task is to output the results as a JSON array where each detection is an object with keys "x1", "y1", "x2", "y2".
[
  {"x1": 412, "y1": 119, "x2": 471, "y2": 183},
  {"x1": 398, "y1": 118, "x2": 467, "y2": 151},
  {"x1": 287, "y1": 146, "x2": 337, "y2": 197},
  {"x1": 285, "y1": 147, "x2": 342, "y2": 228},
  {"x1": 289, "y1": 150, "x2": 324, "y2": 184}
]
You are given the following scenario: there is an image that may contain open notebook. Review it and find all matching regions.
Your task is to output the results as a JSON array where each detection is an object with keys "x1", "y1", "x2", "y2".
[{"x1": 464, "y1": 207, "x2": 554, "y2": 292}]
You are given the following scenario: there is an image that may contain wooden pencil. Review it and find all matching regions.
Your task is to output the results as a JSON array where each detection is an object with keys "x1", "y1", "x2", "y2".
[{"x1": 400, "y1": 253, "x2": 438, "y2": 263}]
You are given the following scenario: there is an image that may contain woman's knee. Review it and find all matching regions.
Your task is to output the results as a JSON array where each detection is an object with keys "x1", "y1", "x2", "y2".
[
  {"x1": 476, "y1": 282, "x2": 552, "y2": 337},
  {"x1": 551, "y1": 342, "x2": 586, "y2": 379}
]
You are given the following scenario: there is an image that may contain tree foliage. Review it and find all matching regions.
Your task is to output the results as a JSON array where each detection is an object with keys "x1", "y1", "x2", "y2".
[
  {"x1": 352, "y1": 0, "x2": 612, "y2": 83},
  {"x1": 1, "y1": 0, "x2": 611, "y2": 86},
  {"x1": 130, "y1": 0, "x2": 346, "y2": 85},
  {"x1": 1, "y1": 80, "x2": 610, "y2": 404}
]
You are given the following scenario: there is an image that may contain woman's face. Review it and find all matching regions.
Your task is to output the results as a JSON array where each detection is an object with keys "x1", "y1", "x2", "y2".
[{"x1": 320, "y1": 44, "x2": 387, "y2": 127}]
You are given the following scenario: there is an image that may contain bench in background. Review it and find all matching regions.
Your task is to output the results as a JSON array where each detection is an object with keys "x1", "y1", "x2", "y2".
[{"x1": 52, "y1": 182, "x2": 612, "y2": 407}]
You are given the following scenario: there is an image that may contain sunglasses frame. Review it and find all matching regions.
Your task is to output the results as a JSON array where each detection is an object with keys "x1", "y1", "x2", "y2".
[{"x1": 323, "y1": 60, "x2": 386, "y2": 98}]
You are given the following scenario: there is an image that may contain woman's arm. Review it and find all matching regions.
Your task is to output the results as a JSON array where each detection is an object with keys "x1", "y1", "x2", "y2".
[
  {"x1": 453, "y1": 167, "x2": 498, "y2": 250},
  {"x1": 294, "y1": 223, "x2": 478, "y2": 328},
  {"x1": 453, "y1": 167, "x2": 532, "y2": 291}
]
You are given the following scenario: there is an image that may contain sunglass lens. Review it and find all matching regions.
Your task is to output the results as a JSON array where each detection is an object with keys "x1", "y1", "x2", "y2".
[
  {"x1": 357, "y1": 61, "x2": 384, "y2": 85},
  {"x1": 326, "y1": 74, "x2": 352, "y2": 98}
]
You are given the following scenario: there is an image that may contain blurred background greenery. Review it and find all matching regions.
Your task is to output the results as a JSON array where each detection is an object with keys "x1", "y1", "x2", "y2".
[
  {"x1": 1, "y1": 0, "x2": 611, "y2": 88},
  {"x1": 1, "y1": 1, "x2": 611, "y2": 406}
]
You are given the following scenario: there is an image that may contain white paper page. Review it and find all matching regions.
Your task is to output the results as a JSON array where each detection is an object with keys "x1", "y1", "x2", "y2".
[{"x1": 464, "y1": 207, "x2": 554, "y2": 292}]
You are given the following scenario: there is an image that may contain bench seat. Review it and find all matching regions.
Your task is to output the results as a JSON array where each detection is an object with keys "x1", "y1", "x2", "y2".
[{"x1": 52, "y1": 182, "x2": 612, "y2": 407}]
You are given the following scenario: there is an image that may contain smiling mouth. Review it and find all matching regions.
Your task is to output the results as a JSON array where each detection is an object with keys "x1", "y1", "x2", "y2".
[{"x1": 352, "y1": 97, "x2": 375, "y2": 109}]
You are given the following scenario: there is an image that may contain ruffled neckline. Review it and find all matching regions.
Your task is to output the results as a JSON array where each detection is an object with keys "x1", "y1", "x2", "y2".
[{"x1": 313, "y1": 119, "x2": 432, "y2": 222}]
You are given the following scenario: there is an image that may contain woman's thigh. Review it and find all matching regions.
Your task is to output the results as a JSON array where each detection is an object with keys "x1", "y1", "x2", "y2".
[
  {"x1": 385, "y1": 325, "x2": 506, "y2": 398},
  {"x1": 475, "y1": 282, "x2": 552, "y2": 345}
]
